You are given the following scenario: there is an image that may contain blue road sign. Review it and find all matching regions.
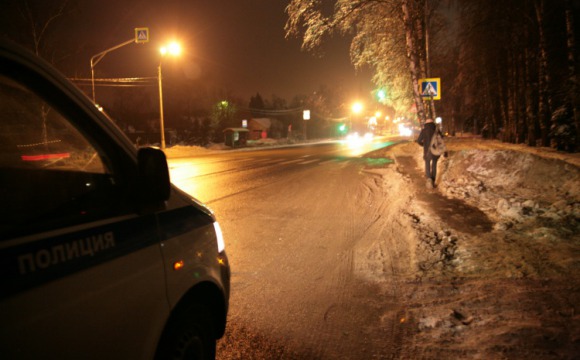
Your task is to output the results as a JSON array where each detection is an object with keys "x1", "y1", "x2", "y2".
[
  {"x1": 419, "y1": 78, "x2": 441, "y2": 100},
  {"x1": 135, "y1": 28, "x2": 149, "y2": 43}
]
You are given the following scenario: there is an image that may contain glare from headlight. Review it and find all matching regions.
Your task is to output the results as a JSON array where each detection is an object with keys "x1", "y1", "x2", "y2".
[
  {"x1": 398, "y1": 124, "x2": 413, "y2": 137},
  {"x1": 213, "y1": 222, "x2": 225, "y2": 253}
]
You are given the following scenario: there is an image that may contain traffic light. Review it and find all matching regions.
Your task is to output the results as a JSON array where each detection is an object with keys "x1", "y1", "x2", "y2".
[
  {"x1": 377, "y1": 88, "x2": 387, "y2": 101},
  {"x1": 338, "y1": 123, "x2": 347, "y2": 134}
]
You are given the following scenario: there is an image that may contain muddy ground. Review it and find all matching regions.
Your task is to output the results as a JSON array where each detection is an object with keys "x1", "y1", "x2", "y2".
[{"x1": 366, "y1": 138, "x2": 580, "y2": 359}]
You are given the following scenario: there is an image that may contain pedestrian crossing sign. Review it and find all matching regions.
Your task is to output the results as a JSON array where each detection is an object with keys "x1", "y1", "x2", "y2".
[
  {"x1": 419, "y1": 78, "x2": 441, "y2": 100},
  {"x1": 135, "y1": 27, "x2": 149, "y2": 44}
]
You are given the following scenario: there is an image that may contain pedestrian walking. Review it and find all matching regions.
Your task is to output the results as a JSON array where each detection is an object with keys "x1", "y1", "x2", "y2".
[{"x1": 417, "y1": 118, "x2": 445, "y2": 188}]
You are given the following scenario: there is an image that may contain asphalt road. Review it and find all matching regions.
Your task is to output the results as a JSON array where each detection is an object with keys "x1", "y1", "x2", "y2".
[
  {"x1": 168, "y1": 139, "x2": 393, "y2": 205},
  {"x1": 167, "y1": 138, "x2": 402, "y2": 359}
]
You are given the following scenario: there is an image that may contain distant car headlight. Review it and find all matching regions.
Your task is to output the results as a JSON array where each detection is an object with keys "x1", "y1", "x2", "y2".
[
  {"x1": 398, "y1": 124, "x2": 413, "y2": 137},
  {"x1": 213, "y1": 222, "x2": 225, "y2": 253}
]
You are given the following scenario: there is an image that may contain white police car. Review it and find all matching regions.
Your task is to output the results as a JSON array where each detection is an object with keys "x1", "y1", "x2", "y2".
[{"x1": 0, "y1": 40, "x2": 230, "y2": 359}]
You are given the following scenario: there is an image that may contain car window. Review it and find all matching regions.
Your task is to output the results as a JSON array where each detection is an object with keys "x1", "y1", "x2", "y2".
[
  {"x1": 0, "y1": 77, "x2": 107, "y2": 173},
  {"x1": 0, "y1": 74, "x2": 128, "y2": 239}
]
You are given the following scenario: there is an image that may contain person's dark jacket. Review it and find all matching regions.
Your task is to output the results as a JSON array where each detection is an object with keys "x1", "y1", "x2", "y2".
[{"x1": 417, "y1": 122, "x2": 439, "y2": 159}]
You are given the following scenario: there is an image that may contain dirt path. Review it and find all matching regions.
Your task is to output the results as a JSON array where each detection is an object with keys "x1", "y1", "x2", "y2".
[{"x1": 395, "y1": 155, "x2": 493, "y2": 235}]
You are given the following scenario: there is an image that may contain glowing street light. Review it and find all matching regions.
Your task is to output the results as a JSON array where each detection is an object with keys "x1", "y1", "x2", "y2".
[
  {"x1": 160, "y1": 42, "x2": 182, "y2": 56},
  {"x1": 351, "y1": 101, "x2": 364, "y2": 114},
  {"x1": 158, "y1": 41, "x2": 181, "y2": 150},
  {"x1": 377, "y1": 88, "x2": 387, "y2": 101},
  {"x1": 349, "y1": 101, "x2": 364, "y2": 133}
]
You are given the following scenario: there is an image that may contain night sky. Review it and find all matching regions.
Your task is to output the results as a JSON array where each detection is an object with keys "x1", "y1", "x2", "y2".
[{"x1": 63, "y1": 0, "x2": 373, "y2": 102}]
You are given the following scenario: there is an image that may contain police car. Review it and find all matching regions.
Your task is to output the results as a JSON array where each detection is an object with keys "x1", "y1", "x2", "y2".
[{"x1": 0, "y1": 40, "x2": 230, "y2": 359}]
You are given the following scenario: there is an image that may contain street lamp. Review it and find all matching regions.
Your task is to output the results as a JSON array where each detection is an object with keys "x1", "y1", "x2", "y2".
[
  {"x1": 90, "y1": 38, "x2": 135, "y2": 103},
  {"x1": 351, "y1": 101, "x2": 363, "y2": 114},
  {"x1": 351, "y1": 101, "x2": 364, "y2": 132},
  {"x1": 158, "y1": 41, "x2": 181, "y2": 150},
  {"x1": 90, "y1": 28, "x2": 149, "y2": 104}
]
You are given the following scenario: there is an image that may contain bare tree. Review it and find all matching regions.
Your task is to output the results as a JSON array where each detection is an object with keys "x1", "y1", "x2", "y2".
[{"x1": 0, "y1": 0, "x2": 77, "y2": 64}]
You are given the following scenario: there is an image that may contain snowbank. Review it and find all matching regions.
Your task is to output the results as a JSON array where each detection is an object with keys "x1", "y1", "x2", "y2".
[
  {"x1": 357, "y1": 138, "x2": 580, "y2": 358},
  {"x1": 438, "y1": 141, "x2": 580, "y2": 229},
  {"x1": 163, "y1": 144, "x2": 218, "y2": 158}
]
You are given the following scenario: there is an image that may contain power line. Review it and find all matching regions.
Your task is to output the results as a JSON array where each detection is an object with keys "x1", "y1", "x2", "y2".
[
  {"x1": 69, "y1": 77, "x2": 156, "y2": 87},
  {"x1": 240, "y1": 106, "x2": 303, "y2": 115}
]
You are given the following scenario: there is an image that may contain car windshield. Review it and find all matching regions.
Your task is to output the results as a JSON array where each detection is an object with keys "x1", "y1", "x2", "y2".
[
  {"x1": 0, "y1": 76, "x2": 106, "y2": 174},
  {"x1": 0, "y1": 73, "x2": 121, "y2": 238}
]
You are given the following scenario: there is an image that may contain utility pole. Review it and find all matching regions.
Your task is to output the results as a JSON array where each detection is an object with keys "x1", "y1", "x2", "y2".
[
  {"x1": 425, "y1": 1, "x2": 437, "y2": 120},
  {"x1": 90, "y1": 28, "x2": 149, "y2": 103},
  {"x1": 90, "y1": 38, "x2": 135, "y2": 103}
]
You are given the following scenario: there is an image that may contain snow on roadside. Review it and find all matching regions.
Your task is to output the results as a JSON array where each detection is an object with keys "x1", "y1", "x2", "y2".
[
  {"x1": 378, "y1": 137, "x2": 580, "y2": 278},
  {"x1": 357, "y1": 138, "x2": 580, "y2": 359},
  {"x1": 163, "y1": 144, "x2": 222, "y2": 158},
  {"x1": 439, "y1": 140, "x2": 580, "y2": 231}
]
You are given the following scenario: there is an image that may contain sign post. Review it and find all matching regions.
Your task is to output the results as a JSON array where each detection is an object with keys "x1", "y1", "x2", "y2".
[
  {"x1": 419, "y1": 78, "x2": 440, "y2": 120},
  {"x1": 90, "y1": 28, "x2": 150, "y2": 103},
  {"x1": 303, "y1": 110, "x2": 310, "y2": 140}
]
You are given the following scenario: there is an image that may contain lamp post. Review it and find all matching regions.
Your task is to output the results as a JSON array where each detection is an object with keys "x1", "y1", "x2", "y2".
[
  {"x1": 90, "y1": 38, "x2": 135, "y2": 103},
  {"x1": 158, "y1": 64, "x2": 166, "y2": 149},
  {"x1": 158, "y1": 42, "x2": 181, "y2": 150},
  {"x1": 351, "y1": 101, "x2": 363, "y2": 132}
]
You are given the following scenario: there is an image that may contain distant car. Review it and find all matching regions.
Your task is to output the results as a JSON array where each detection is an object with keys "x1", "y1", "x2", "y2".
[
  {"x1": 345, "y1": 131, "x2": 374, "y2": 144},
  {"x1": 0, "y1": 40, "x2": 230, "y2": 359}
]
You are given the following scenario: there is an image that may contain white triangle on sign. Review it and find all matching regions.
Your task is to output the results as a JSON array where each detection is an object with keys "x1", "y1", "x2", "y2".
[
  {"x1": 138, "y1": 31, "x2": 147, "y2": 40},
  {"x1": 423, "y1": 82, "x2": 437, "y2": 96}
]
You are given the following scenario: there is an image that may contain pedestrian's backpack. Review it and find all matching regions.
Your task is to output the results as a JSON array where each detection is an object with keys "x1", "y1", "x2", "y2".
[{"x1": 429, "y1": 125, "x2": 446, "y2": 156}]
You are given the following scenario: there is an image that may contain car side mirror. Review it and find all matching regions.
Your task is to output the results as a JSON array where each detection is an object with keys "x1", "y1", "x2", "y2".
[{"x1": 137, "y1": 147, "x2": 170, "y2": 207}]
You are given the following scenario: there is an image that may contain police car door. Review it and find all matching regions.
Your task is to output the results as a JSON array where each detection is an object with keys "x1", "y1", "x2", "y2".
[{"x1": 0, "y1": 70, "x2": 167, "y2": 357}]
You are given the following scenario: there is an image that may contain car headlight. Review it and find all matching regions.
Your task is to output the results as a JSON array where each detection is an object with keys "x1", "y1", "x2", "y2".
[{"x1": 213, "y1": 222, "x2": 225, "y2": 253}]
